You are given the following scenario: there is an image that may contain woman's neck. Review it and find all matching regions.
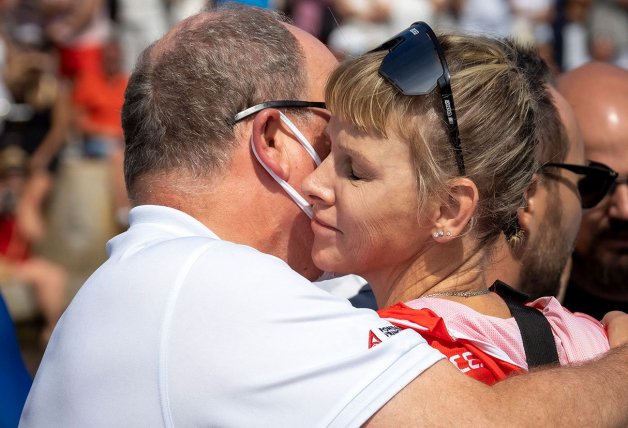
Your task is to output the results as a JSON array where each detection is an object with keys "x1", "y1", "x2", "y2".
[
  {"x1": 366, "y1": 242, "x2": 512, "y2": 318},
  {"x1": 367, "y1": 239, "x2": 507, "y2": 309}
]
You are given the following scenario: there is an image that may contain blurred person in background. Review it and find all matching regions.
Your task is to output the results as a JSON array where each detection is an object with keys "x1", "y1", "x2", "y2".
[
  {"x1": 556, "y1": 0, "x2": 591, "y2": 70},
  {"x1": 558, "y1": 0, "x2": 628, "y2": 70},
  {"x1": 510, "y1": 0, "x2": 557, "y2": 70},
  {"x1": 326, "y1": 0, "x2": 435, "y2": 57},
  {"x1": 71, "y1": 37, "x2": 129, "y2": 226},
  {"x1": 0, "y1": 145, "x2": 67, "y2": 344},
  {"x1": 167, "y1": 0, "x2": 208, "y2": 24},
  {"x1": 40, "y1": 0, "x2": 111, "y2": 80},
  {"x1": 285, "y1": 0, "x2": 335, "y2": 43},
  {"x1": 0, "y1": 290, "x2": 31, "y2": 428},
  {"x1": 559, "y1": 62, "x2": 628, "y2": 318},
  {"x1": 115, "y1": 0, "x2": 169, "y2": 73},
  {"x1": 454, "y1": 0, "x2": 513, "y2": 38},
  {"x1": 587, "y1": 0, "x2": 628, "y2": 68},
  {"x1": 510, "y1": 0, "x2": 555, "y2": 45},
  {"x1": 1, "y1": 34, "x2": 71, "y2": 242}
]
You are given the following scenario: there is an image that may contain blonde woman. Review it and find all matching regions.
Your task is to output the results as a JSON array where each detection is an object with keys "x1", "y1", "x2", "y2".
[{"x1": 303, "y1": 24, "x2": 613, "y2": 384}]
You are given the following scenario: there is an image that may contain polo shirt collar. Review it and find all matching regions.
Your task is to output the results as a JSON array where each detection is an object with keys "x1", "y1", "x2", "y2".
[{"x1": 128, "y1": 205, "x2": 220, "y2": 240}]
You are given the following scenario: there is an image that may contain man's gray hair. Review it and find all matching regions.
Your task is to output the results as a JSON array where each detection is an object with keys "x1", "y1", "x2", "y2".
[{"x1": 122, "y1": 5, "x2": 306, "y2": 199}]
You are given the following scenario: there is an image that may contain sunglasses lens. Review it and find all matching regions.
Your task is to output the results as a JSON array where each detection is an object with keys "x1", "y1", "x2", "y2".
[
  {"x1": 578, "y1": 171, "x2": 614, "y2": 208},
  {"x1": 379, "y1": 30, "x2": 443, "y2": 95}
]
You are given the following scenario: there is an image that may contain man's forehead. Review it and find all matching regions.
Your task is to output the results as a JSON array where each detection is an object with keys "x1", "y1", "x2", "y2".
[
  {"x1": 558, "y1": 76, "x2": 628, "y2": 172},
  {"x1": 585, "y1": 139, "x2": 628, "y2": 174},
  {"x1": 581, "y1": 103, "x2": 628, "y2": 171}
]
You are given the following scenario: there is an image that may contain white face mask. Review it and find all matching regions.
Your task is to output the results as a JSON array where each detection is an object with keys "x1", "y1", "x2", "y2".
[{"x1": 250, "y1": 111, "x2": 321, "y2": 218}]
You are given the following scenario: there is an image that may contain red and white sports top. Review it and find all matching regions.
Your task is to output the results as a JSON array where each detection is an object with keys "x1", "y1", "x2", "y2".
[{"x1": 378, "y1": 296, "x2": 609, "y2": 385}]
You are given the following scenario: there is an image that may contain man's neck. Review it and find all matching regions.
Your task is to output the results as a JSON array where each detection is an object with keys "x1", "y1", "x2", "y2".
[
  {"x1": 133, "y1": 169, "x2": 321, "y2": 280},
  {"x1": 485, "y1": 237, "x2": 523, "y2": 291}
]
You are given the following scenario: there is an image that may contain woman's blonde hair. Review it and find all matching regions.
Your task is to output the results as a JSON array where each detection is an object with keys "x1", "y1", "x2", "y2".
[{"x1": 326, "y1": 34, "x2": 557, "y2": 249}]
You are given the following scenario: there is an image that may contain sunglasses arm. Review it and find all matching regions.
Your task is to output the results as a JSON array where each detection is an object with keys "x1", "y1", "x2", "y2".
[{"x1": 438, "y1": 76, "x2": 465, "y2": 175}]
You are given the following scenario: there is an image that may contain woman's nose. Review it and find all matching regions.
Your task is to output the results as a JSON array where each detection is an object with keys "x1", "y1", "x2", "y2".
[{"x1": 302, "y1": 156, "x2": 335, "y2": 207}]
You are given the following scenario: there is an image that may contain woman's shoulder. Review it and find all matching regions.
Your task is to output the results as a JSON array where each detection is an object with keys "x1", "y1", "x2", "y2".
[{"x1": 529, "y1": 296, "x2": 610, "y2": 363}]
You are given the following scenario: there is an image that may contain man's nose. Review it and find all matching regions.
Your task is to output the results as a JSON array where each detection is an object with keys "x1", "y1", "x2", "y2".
[{"x1": 609, "y1": 178, "x2": 628, "y2": 220}]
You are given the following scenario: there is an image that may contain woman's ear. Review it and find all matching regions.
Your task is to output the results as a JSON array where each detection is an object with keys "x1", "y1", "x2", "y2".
[
  {"x1": 250, "y1": 109, "x2": 291, "y2": 180},
  {"x1": 431, "y1": 177, "x2": 479, "y2": 240},
  {"x1": 517, "y1": 174, "x2": 541, "y2": 235}
]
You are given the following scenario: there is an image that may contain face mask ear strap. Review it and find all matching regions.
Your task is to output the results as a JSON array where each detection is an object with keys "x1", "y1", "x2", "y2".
[
  {"x1": 250, "y1": 137, "x2": 315, "y2": 219},
  {"x1": 279, "y1": 112, "x2": 322, "y2": 166}
]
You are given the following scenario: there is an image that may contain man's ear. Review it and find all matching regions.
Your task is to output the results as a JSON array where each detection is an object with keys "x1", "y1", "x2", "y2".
[
  {"x1": 517, "y1": 174, "x2": 541, "y2": 235},
  {"x1": 432, "y1": 177, "x2": 479, "y2": 238},
  {"x1": 250, "y1": 109, "x2": 291, "y2": 180}
]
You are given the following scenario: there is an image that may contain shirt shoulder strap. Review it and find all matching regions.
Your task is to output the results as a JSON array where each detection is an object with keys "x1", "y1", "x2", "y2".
[{"x1": 490, "y1": 280, "x2": 559, "y2": 368}]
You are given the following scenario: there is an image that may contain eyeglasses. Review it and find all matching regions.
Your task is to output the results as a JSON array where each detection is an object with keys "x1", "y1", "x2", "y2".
[
  {"x1": 370, "y1": 21, "x2": 465, "y2": 175},
  {"x1": 541, "y1": 160, "x2": 619, "y2": 208},
  {"x1": 233, "y1": 100, "x2": 326, "y2": 123}
]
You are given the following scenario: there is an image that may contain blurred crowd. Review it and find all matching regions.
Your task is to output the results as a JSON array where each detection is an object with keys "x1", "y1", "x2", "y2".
[
  {"x1": 0, "y1": 0, "x2": 626, "y2": 355},
  {"x1": 290, "y1": 0, "x2": 628, "y2": 71}
]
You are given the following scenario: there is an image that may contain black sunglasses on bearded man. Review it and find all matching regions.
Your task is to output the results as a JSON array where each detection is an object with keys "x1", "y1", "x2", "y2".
[{"x1": 541, "y1": 160, "x2": 619, "y2": 209}]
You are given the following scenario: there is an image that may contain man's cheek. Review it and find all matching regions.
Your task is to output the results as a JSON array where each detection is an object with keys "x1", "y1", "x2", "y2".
[{"x1": 575, "y1": 220, "x2": 599, "y2": 254}]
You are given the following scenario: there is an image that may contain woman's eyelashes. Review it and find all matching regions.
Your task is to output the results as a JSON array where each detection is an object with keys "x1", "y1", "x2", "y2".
[
  {"x1": 349, "y1": 169, "x2": 362, "y2": 181},
  {"x1": 332, "y1": 144, "x2": 371, "y2": 181},
  {"x1": 346, "y1": 159, "x2": 367, "y2": 181}
]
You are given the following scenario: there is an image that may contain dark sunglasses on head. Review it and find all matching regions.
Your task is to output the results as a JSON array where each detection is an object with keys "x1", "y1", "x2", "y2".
[
  {"x1": 541, "y1": 160, "x2": 619, "y2": 208},
  {"x1": 233, "y1": 100, "x2": 326, "y2": 123},
  {"x1": 370, "y1": 21, "x2": 465, "y2": 176}
]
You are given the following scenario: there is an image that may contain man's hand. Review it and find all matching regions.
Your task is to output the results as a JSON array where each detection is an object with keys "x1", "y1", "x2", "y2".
[{"x1": 602, "y1": 311, "x2": 628, "y2": 348}]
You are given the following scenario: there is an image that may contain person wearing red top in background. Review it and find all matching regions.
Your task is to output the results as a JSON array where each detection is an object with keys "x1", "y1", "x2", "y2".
[
  {"x1": 72, "y1": 38, "x2": 129, "y2": 226},
  {"x1": 0, "y1": 145, "x2": 67, "y2": 344},
  {"x1": 41, "y1": 0, "x2": 111, "y2": 81}
]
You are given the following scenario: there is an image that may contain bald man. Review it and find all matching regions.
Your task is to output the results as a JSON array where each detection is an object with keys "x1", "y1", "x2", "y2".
[{"x1": 558, "y1": 62, "x2": 628, "y2": 319}]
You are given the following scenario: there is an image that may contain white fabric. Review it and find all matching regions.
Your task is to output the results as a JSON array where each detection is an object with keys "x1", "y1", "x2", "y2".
[
  {"x1": 20, "y1": 205, "x2": 443, "y2": 427},
  {"x1": 315, "y1": 274, "x2": 368, "y2": 299}
]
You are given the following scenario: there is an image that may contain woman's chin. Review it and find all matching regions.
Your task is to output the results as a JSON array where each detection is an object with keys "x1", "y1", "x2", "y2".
[{"x1": 312, "y1": 249, "x2": 348, "y2": 275}]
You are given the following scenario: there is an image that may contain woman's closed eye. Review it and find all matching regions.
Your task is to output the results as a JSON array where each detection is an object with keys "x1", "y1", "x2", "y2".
[
  {"x1": 348, "y1": 168, "x2": 362, "y2": 181},
  {"x1": 346, "y1": 160, "x2": 367, "y2": 181},
  {"x1": 333, "y1": 142, "x2": 374, "y2": 182}
]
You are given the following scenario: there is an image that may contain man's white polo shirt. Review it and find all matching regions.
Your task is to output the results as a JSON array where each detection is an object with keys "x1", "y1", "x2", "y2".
[{"x1": 21, "y1": 205, "x2": 443, "y2": 427}]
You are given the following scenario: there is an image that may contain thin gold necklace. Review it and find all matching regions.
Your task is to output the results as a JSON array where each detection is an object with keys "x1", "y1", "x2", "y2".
[{"x1": 423, "y1": 289, "x2": 491, "y2": 298}]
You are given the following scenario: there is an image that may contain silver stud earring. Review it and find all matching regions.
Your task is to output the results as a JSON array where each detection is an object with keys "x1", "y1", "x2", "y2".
[
  {"x1": 446, "y1": 231, "x2": 452, "y2": 236},
  {"x1": 432, "y1": 231, "x2": 440, "y2": 238}
]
